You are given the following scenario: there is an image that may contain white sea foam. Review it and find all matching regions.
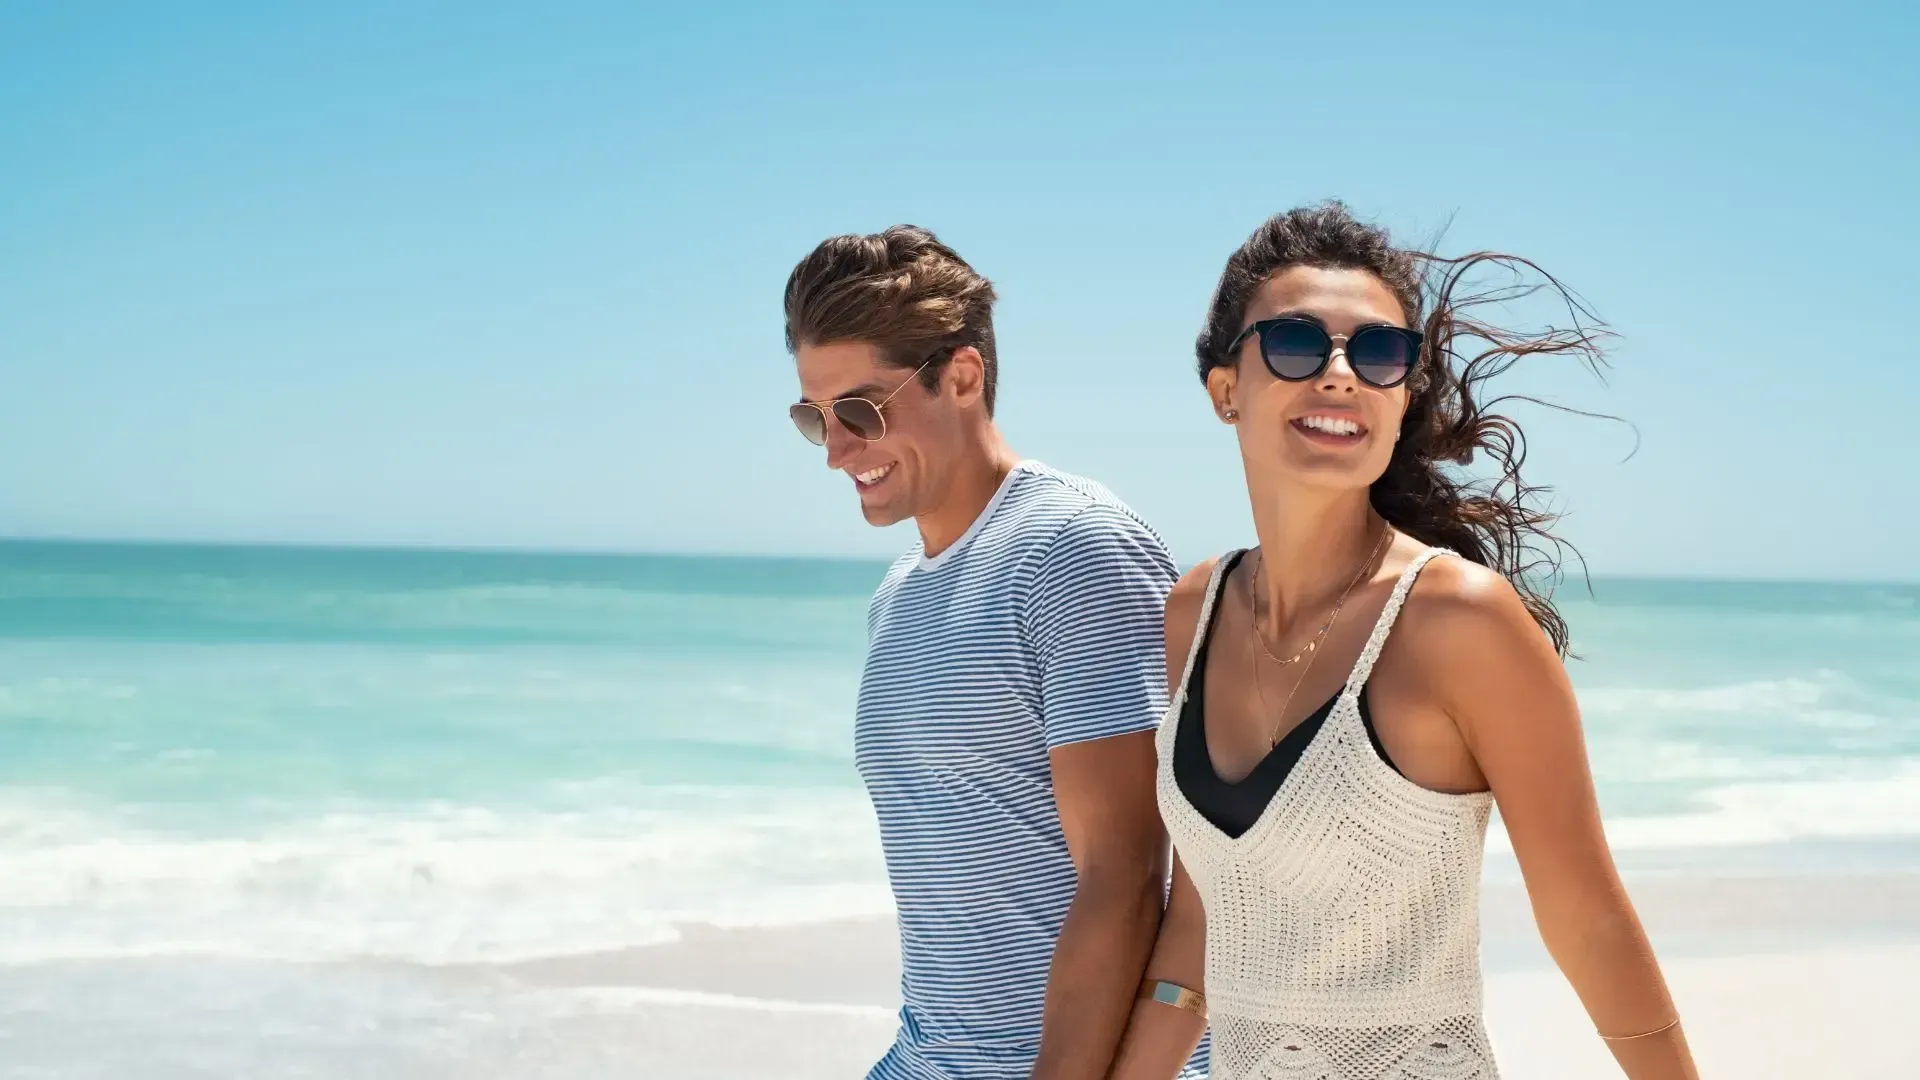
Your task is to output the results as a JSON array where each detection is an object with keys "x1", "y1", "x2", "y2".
[
  {"x1": 1582, "y1": 677, "x2": 1831, "y2": 715},
  {"x1": 1576, "y1": 679, "x2": 1916, "y2": 793},
  {"x1": 12, "y1": 755, "x2": 1920, "y2": 967},
  {"x1": 1609, "y1": 759, "x2": 1920, "y2": 849},
  {"x1": 0, "y1": 790, "x2": 891, "y2": 967},
  {"x1": 4, "y1": 628, "x2": 1916, "y2": 967},
  {"x1": 1486, "y1": 758, "x2": 1920, "y2": 854}
]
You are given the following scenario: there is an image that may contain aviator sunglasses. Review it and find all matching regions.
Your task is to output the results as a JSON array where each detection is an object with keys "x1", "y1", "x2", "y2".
[
  {"x1": 788, "y1": 357, "x2": 935, "y2": 446},
  {"x1": 1226, "y1": 317, "x2": 1423, "y2": 389}
]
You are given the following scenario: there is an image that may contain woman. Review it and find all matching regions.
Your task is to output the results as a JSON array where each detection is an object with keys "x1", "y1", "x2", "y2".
[{"x1": 1109, "y1": 204, "x2": 1698, "y2": 1079}]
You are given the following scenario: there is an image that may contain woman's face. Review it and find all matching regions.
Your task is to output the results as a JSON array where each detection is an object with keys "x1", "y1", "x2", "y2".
[{"x1": 1209, "y1": 265, "x2": 1412, "y2": 494}]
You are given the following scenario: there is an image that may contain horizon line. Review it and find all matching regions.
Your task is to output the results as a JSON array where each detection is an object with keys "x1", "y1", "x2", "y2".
[{"x1": 3, "y1": 532, "x2": 1914, "y2": 589}]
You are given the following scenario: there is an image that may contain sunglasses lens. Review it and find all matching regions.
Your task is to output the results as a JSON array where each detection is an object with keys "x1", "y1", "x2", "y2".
[
  {"x1": 1260, "y1": 320, "x2": 1330, "y2": 381},
  {"x1": 789, "y1": 403, "x2": 827, "y2": 445},
  {"x1": 832, "y1": 399, "x2": 886, "y2": 441},
  {"x1": 1349, "y1": 327, "x2": 1418, "y2": 387}
]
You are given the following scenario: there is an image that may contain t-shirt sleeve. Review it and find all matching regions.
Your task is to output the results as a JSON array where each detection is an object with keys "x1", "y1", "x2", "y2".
[{"x1": 1026, "y1": 503, "x2": 1180, "y2": 750}]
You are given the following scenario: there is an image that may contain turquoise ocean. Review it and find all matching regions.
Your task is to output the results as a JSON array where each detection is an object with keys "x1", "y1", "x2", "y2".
[{"x1": 2, "y1": 538, "x2": 1917, "y2": 1074}]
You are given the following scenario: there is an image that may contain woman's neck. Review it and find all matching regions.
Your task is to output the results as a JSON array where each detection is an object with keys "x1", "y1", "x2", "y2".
[{"x1": 1247, "y1": 480, "x2": 1386, "y2": 630}]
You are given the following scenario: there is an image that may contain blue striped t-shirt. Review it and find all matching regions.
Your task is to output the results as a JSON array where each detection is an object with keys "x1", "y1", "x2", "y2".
[{"x1": 856, "y1": 461, "x2": 1204, "y2": 1080}]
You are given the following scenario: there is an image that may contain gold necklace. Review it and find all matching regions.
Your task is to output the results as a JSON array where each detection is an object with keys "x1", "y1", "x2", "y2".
[
  {"x1": 1251, "y1": 560, "x2": 1335, "y2": 667},
  {"x1": 1248, "y1": 525, "x2": 1393, "y2": 747},
  {"x1": 1248, "y1": 524, "x2": 1389, "y2": 665}
]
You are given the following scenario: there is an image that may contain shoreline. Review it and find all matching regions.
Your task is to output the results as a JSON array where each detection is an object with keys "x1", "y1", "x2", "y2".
[
  {"x1": 500, "y1": 867, "x2": 1920, "y2": 1006},
  {"x1": 506, "y1": 927, "x2": 1920, "y2": 1080},
  {"x1": 6, "y1": 868, "x2": 1919, "y2": 1078},
  {"x1": 489, "y1": 868, "x2": 1920, "y2": 1078},
  {"x1": 562, "y1": 943, "x2": 1920, "y2": 1079}
]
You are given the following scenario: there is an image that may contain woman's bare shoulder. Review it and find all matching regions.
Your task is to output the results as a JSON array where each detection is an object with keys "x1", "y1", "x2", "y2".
[
  {"x1": 1393, "y1": 551, "x2": 1570, "y2": 709},
  {"x1": 1164, "y1": 555, "x2": 1230, "y2": 656}
]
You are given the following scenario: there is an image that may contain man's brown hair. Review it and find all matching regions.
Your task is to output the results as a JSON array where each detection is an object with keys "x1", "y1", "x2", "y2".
[{"x1": 783, "y1": 225, "x2": 1000, "y2": 413}]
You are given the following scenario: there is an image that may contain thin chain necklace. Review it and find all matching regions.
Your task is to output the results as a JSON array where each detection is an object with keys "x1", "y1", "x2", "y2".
[
  {"x1": 1251, "y1": 561, "x2": 1334, "y2": 667},
  {"x1": 1247, "y1": 524, "x2": 1393, "y2": 747}
]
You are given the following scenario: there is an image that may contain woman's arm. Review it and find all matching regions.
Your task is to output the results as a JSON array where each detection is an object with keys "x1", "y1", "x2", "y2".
[
  {"x1": 1104, "y1": 558, "x2": 1219, "y2": 1080},
  {"x1": 1106, "y1": 856, "x2": 1209, "y2": 1079},
  {"x1": 1412, "y1": 561, "x2": 1699, "y2": 1079}
]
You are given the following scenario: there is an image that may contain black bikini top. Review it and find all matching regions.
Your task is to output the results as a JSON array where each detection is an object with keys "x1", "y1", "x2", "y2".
[{"x1": 1173, "y1": 550, "x2": 1402, "y2": 839}]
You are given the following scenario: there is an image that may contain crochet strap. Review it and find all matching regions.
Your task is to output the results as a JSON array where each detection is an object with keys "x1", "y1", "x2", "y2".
[
  {"x1": 1172, "y1": 550, "x2": 1245, "y2": 705},
  {"x1": 1343, "y1": 547, "x2": 1452, "y2": 695}
]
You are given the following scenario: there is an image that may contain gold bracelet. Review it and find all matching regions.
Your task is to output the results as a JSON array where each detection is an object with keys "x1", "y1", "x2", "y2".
[
  {"x1": 1598, "y1": 1017, "x2": 1678, "y2": 1042},
  {"x1": 1138, "y1": 978, "x2": 1207, "y2": 1019}
]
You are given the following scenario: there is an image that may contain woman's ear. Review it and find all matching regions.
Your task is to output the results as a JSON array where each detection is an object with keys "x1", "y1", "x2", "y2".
[{"x1": 1207, "y1": 365, "x2": 1239, "y2": 424}]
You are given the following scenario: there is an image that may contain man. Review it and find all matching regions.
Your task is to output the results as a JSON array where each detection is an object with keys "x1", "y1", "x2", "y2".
[{"x1": 784, "y1": 225, "x2": 1207, "y2": 1080}]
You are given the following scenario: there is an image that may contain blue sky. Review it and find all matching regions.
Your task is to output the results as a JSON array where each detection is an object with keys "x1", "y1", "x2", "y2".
[{"x1": 3, "y1": 2, "x2": 1914, "y2": 580}]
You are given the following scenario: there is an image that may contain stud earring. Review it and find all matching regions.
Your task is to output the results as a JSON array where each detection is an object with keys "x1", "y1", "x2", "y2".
[{"x1": 1222, "y1": 409, "x2": 1238, "y2": 422}]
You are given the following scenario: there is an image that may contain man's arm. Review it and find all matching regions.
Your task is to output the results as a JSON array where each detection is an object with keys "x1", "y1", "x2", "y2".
[
  {"x1": 1023, "y1": 504, "x2": 1182, "y2": 1080},
  {"x1": 1029, "y1": 731, "x2": 1169, "y2": 1080}
]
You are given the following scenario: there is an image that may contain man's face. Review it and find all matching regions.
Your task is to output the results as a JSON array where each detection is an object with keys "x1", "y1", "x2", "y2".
[{"x1": 793, "y1": 342, "x2": 954, "y2": 527}]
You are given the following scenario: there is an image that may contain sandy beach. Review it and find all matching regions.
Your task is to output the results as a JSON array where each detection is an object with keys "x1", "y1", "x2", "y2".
[{"x1": 504, "y1": 866, "x2": 1920, "y2": 1079}]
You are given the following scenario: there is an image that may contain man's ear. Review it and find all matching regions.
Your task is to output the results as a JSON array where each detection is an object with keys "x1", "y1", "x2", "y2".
[{"x1": 946, "y1": 346, "x2": 988, "y2": 409}]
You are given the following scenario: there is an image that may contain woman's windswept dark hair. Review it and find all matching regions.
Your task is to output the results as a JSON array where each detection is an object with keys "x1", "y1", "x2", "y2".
[{"x1": 1196, "y1": 201, "x2": 1614, "y2": 656}]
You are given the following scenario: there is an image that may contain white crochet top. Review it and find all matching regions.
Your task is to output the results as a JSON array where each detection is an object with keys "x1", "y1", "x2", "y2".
[{"x1": 1156, "y1": 548, "x2": 1499, "y2": 1079}]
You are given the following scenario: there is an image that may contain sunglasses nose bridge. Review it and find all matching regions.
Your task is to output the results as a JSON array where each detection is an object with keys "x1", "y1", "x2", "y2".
[{"x1": 1323, "y1": 336, "x2": 1360, "y2": 383}]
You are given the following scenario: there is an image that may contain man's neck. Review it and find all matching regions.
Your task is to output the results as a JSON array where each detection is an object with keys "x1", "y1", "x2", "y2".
[{"x1": 917, "y1": 428, "x2": 1022, "y2": 560}]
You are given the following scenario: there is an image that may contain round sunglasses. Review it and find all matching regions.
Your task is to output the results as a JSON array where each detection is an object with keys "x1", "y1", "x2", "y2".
[
  {"x1": 788, "y1": 358, "x2": 933, "y2": 446},
  {"x1": 1226, "y1": 317, "x2": 1423, "y2": 389}
]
